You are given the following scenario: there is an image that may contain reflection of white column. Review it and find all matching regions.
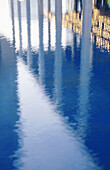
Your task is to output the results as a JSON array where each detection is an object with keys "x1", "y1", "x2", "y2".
[
  {"x1": 11, "y1": 0, "x2": 15, "y2": 46},
  {"x1": 68, "y1": 0, "x2": 71, "y2": 11},
  {"x1": 55, "y1": 0, "x2": 62, "y2": 103},
  {"x1": 48, "y1": 0, "x2": 51, "y2": 51},
  {"x1": 17, "y1": 1, "x2": 22, "y2": 57},
  {"x1": 38, "y1": 0, "x2": 44, "y2": 83},
  {"x1": 78, "y1": 0, "x2": 81, "y2": 13},
  {"x1": 95, "y1": 0, "x2": 97, "y2": 5},
  {"x1": 72, "y1": 0, "x2": 75, "y2": 11},
  {"x1": 66, "y1": 0, "x2": 68, "y2": 12},
  {"x1": 82, "y1": 0, "x2": 92, "y2": 57},
  {"x1": 48, "y1": 0, "x2": 51, "y2": 12},
  {"x1": 101, "y1": 0, "x2": 104, "y2": 6},
  {"x1": 76, "y1": 35, "x2": 81, "y2": 48},
  {"x1": 26, "y1": 0, "x2": 31, "y2": 65},
  {"x1": 48, "y1": 19, "x2": 51, "y2": 51},
  {"x1": 77, "y1": 0, "x2": 93, "y2": 137},
  {"x1": 72, "y1": 33, "x2": 75, "y2": 59},
  {"x1": 109, "y1": 0, "x2": 110, "y2": 8},
  {"x1": 72, "y1": 0, "x2": 74, "y2": 11}
]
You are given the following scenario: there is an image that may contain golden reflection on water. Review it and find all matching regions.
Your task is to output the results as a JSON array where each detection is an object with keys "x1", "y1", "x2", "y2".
[{"x1": 44, "y1": 3, "x2": 110, "y2": 53}]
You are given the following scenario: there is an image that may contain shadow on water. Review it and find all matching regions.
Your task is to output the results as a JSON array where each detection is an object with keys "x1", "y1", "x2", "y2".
[{"x1": 0, "y1": 0, "x2": 110, "y2": 169}]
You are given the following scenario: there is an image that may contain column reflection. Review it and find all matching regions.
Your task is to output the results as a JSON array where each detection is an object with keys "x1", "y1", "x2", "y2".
[
  {"x1": 17, "y1": 0, "x2": 22, "y2": 57},
  {"x1": 54, "y1": 0, "x2": 62, "y2": 104},
  {"x1": 77, "y1": 0, "x2": 93, "y2": 138},
  {"x1": 11, "y1": 0, "x2": 15, "y2": 46},
  {"x1": 38, "y1": 0, "x2": 45, "y2": 83},
  {"x1": 101, "y1": 0, "x2": 104, "y2": 6},
  {"x1": 48, "y1": 0, "x2": 51, "y2": 51},
  {"x1": 26, "y1": 0, "x2": 32, "y2": 65},
  {"x1": 109, "y1": 0, "x2": 110, "y2": 7}
]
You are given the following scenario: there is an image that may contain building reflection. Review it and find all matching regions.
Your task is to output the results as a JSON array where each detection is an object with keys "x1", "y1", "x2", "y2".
[{"x1": 44, "y1": 0, "x2": 110, "y2": 52}]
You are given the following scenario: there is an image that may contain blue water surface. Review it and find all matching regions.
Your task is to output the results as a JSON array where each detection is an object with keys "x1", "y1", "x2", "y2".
[{"x1": 0, "y1": 0, "x2": 110, "y2": 170}]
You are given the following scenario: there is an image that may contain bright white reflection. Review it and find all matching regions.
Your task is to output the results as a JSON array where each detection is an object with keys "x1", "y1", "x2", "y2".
[
  {"x1": 0, "y1": 0, "x2": 13, "y2": 41},
  {"x1": 76, "y1": 0, "x2": 93, "y2": 138},
  {"x1": 18, "y1": 0, "x2": 24, "y2": 2},
  {"x1": 13, "y1": 57, "x2": 100, "y2": 170}
]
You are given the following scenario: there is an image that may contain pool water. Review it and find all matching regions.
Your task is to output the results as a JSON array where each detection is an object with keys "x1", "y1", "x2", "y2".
[{"x1": 0, "y1": 0, "x2": 110, "y2": 170}]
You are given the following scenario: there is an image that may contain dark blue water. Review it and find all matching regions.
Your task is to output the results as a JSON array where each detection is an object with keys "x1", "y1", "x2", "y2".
[{"x1": 0, "y1": 0, "x2": 110, "y2": 169}]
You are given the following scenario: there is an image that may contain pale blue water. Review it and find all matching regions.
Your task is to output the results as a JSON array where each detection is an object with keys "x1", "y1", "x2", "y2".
[{"x1": 0, "y1": 0, "x2": 110, "y2": 170}]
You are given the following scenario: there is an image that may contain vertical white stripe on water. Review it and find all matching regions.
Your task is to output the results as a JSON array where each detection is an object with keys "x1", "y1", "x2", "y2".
[
  {"x1": 48, "y1": 0, "x2": 51, "y2": 51},
  {"x1": 101, "y1": 0, "x2": 104, "y2": 6},
  {"x1": 26, "y1": 0, "x2": 32, "y2": 65},
  {"x1": 77, "y1": 0, "x2": 93, "y2": 138},
  {"x1": 95, "y1": 0, "x2": 97, "y2": 5},
  {"x1": 54, "y1": 0, "x2": 62, "y2": 104},
  {"x1": 109, "y1": 0, "x2": 110, "y2": 8},
  {"x1": 38, "y1": 0, "x2": 45, "y2": 83},
  {"x1": 17, "y1": 0, "x2": 22, "y2": 57},
  {"x1": 0, "y1": 0, "x2": 12, "y2": 40},
  {"x1": 11, "y1": 0, "x2": 15, "y2": 45}
]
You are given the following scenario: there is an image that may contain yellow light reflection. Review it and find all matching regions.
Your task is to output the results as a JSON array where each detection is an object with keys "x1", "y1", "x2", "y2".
[{"x1": 44, "y1": 4, "x2": 110, "y2": 53}]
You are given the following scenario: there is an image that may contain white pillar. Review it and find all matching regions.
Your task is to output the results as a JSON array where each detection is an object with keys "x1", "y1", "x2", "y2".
[
  {"x1": 95, "y1": 0, "x2": 97, "y2": 5},
  {"x1": 82, "y1": 0, "x2": 92, "y2": 55},
  {"x1": 17, "y1": 1, "x2": 22, "y2": 56},
  {"x1": 48, "y1": 0, "x2": 51, "y2": 51},
  {"x1": 109, "y1": 0, "x2": 110, "y2": 8},
  {"x1": 38, "y1": 0, "x2": 45, "y2": 83},
  {"x1": 72, "y1": 33, "x2": 75, "y2": 59},
  {"x1": 11, "y1": 0, "x2": 15, "y2": 46},
  {"x1": 26, "y1": 0, "x2": 31, "y2": 65},
  {"x1": 77, "y1": 0, "x2": 93, "y2": 137},
  {"x1": 54, "y1": 0, "x2": 62, "y2": 103},
  {"x1": 68, "y1": 0, "x2": 71, "y2": 12},
  {"x1": 72, "y1": 0, "x2": 75, "y2": 11},
  {"x1": 48, "y1": 0, "x2": 51, "y2": 12},
  {"x1": 101, "y1": 0, "x2": 104, "y2": 6}
]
